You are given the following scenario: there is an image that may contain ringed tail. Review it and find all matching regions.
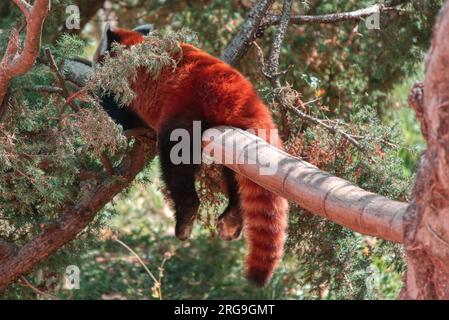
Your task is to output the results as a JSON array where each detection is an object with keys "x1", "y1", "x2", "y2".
[{"x1": 236, "y1": 175, "x2": 289, "y2": 286}]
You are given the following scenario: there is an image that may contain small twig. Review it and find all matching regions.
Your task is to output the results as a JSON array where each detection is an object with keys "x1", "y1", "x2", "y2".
[
  {"x1": 303, "y1": 97, "x2": 322, "y2": 106},
  {"x1": 253, "y1": 41, "x2": 269, "y2": 78},
  {"x1": 113, "y1": 237, "x2": 162, "y2": 300},
  {"x1": 258, "y1": 4, "x2": 404, "y2": 32},
  {"x1": 220, "y1": 0, "x2": 276, "y2": 65},
  {"x1": 287, "y1": 104, "x2": 368, "y2": 152},
  {"x1": 44, "y1": 48, "x2": 80, "y2": 113},
  {"x1": 351, "y1": 134, "x2": 398, "y2": 149},
  {"x1": 157, "y1": 254, "x2": 172, "y2": 301},
  {"x1": 19, "y1": 276, "x2": 60, "y2": 300},
  {"x1": 258, "y1": 1, "x2": 375, "y2": 161},
  {"x1": 14, "y1": 85, "x2": 64, "y2": 95},
  {"x1": 408, "y1": 82, "x2": 427, "y2": 140}
]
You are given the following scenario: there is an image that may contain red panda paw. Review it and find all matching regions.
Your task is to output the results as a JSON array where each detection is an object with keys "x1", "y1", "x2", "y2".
[
  {"x1": 217, "y1": 207, "x2": 243, "y2": 241},
  {"x1": 175, "y1": 221, "x2": 194, "y2": 241}
]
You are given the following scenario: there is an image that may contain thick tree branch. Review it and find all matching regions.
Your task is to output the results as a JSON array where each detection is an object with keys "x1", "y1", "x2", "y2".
[
  {"x1": 203, "y1": 127, "x2": 406, "y2": 243},
  {"x1": 220, "y1": 0, "x2": 275, "y2": 65},
  {"x1": 18, "y1": 85, "x2": 64, "y2": 94},
  {"x1": 259, "y1": 4, "x2": 401, "y2": 32},
  {"x1": 0, "y1": 0, "x2": 51, "y2": 107},
  {"x1": 12, "y1": 0, "x2": 32, "y2": 18},
  {"x1": 0, "y1": 239, "x2": 17, "y2": 261},
  {"x1": 401, "y1": 1, "x2": 449, "y2": 300},
  {"x1": 64, "y1": 59, "x2": 93, "y2": 87},
  {"x1": 0, "y1": 130, "x2": 157, "y2": 290}
]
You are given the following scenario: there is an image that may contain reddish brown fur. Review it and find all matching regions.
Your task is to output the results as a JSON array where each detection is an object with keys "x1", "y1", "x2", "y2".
[{"x1": 113, "y1": 28, "x2": 289, "y2": 286}]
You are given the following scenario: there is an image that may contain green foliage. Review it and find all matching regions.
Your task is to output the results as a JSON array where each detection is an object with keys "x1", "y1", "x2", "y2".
[
  {"x1": 286, "y1": 106, "x2": 409, "y2": 299},
  {"x1": 0, "y1": 33, "x2": 128, "y2": 298},
  {"x1": 277, "y1": 0, "x2": 443, "y2": 115},
  {"x1": 1, "y1": 0, "x2": 441, "y2": 300},
  {"x1": 89, "y1": 28, "x2": 197, "y2": 106},
  {"x1": 0, "y1": 26, "x2": 201, "y2": 300},
  {"x1": 54, "y1": 180, "x2": 304, "y2": 300}
]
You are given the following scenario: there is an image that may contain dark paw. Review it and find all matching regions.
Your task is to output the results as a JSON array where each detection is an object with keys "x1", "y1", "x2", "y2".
[
  {"x1": 173, "y1": 202, "x2": 199, "y2": 241},
  {"x1": 217, "y1": 211, "x2": 243, "y2": 241},
  {"x1": 175, "y1": 222, "x2": 194, "y2": 241}
]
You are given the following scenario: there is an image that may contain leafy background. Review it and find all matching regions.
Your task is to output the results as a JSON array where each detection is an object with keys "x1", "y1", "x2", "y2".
[{"x1": 0, "y1": 0, "x2": 441, "y2": 299}]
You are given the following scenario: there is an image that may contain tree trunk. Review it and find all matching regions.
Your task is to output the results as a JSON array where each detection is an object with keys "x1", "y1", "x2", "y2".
[{"x1": 401, "y1": 1, "x2": 449, "y2": 300}]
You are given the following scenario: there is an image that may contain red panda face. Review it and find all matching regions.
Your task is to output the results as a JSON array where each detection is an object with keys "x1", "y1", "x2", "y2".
[
  {"x1": 95, "y1": 25, "x2": 145, "y2": 64},
  {"x1": 111, "y1": 28, "x2": 144, "y2": 47}
]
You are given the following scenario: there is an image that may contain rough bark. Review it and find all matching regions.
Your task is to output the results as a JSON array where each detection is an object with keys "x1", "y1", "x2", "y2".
[
  {"x1": 258, "y1": 4, "x2": 396, "y2": 31},
  {"x1": 220, "y1": 0, "x2": 275, "y2": 65},
  {"x1": 0, "y1": 6, "x2": 158, "y2": 287},
  {"x1": 0, "y1": 130, "x2": 157, "y2": 290},
  {"x1": 0, "y1": 0, "x2": 51, "y2": 107},
  {"x1": 400, "y1": 1, "x2": 449, "y2": 300},
  {"x1": 203, "y1": 127, "x2": 406, "y2": 243}
]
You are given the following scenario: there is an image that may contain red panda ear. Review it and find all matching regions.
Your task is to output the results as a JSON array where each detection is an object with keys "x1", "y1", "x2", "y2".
[
  {"x1": 95, "y1": 23, "x2": 121, "y2": 64},
  {"x1": 133, "y1": 24, "x2": 154, "y2": 36}
]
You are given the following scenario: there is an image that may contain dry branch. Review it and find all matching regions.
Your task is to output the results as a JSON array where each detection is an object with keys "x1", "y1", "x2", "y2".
[
  {"x1": 44, "y1": 48, "x2": 80, "y2": 112},
  {"x1": 0, "y1": 130, "x2": 157, "y2": 290},
  {"x1": 220, "y1": 0, "x2": 275, "y2": 65},
  {"x1": 259, "y1": 1, "x2": 372, "y2": 158},
  {"x1": 203, "y1": 126, "x2": 406, "y2": 243},
  {"x1": 18, "y1": 85, "x2": 64, "y2": 94},
  {"x1": 259, "y1": 4, "x2": 401, "y2": 32}
]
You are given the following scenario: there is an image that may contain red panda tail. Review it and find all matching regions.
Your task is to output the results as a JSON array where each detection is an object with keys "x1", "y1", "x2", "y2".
[{"x1": 236, "y1": 175, "x2": 289, "y2": 286}]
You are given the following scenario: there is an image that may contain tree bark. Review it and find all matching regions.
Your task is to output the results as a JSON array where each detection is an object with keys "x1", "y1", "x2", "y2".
[
  {"x1": 220, "y1": 0, "x2": 275, "y2": 65},
  {"x1": 0, "y1": 0, "x2": 51, "y2": 107},
  {"x1": 0, "y1": 130, "x2": 157, "y2": 290},
  {"x1": 203, "y1": 127, "x2": 406, "y2": 243},
  {"x1": 2, "y1": 0, "x2": 449, "y2": 298},
  {"x1": 259, "y1": 4, "x2": 395, "y2": 30},
  {"x1": 400, "y1": 1, "x2": 449, "y2": 300}
]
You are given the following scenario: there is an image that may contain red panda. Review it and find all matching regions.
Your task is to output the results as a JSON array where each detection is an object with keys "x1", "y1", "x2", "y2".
[{"x1": 96, "y1": 26, "x2": 289, "y2": 286}]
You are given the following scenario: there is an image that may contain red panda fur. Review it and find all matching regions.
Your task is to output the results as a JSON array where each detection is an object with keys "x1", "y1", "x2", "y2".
[{"x1": 112, "y1": 28, "x2": 289, "y2": 286}]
